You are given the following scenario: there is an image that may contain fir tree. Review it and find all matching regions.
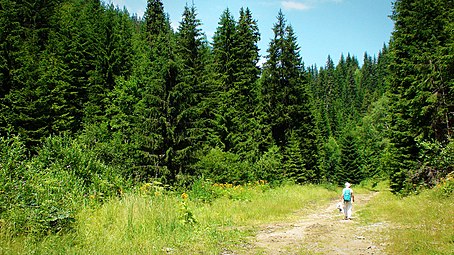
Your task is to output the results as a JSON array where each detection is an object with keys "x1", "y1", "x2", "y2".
[
  {"x1": 228, "y1": 7, "x2": 262, "y2": 160},
  {"x1": 211, "y1": 8, "x2": 237, "y2": 151},
  {"x1": 387, "y1": 0, "x2": 453, "y2": 192},
  {"x1": 337, "y1": 130, "x2": 362, "y2": 184},
  {"x1": 172, "y1": 4, "x2": 211, "y2": 177},
  {"x1": 261, "y1": 10, "x2": 318, "y2": 180}
]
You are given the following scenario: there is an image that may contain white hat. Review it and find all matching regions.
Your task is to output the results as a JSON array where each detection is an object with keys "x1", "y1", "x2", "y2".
[{"x1": 345, "y1": 182, "x2": 351, "y2": 188}]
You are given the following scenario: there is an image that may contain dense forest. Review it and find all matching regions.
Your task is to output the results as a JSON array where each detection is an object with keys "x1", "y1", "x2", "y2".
[{"x1": 0, "y1": 0, "x2": 452, "y2": 235}]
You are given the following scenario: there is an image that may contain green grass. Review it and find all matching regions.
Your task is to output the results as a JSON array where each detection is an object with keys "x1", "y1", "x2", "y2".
[
  {"x1": 2, "y1": 180, "x2": 452, "y2": 255},
  {"x1": 0, "y1": 184, "x2": 338, "y2": 255},
  {"x1": 359, "y1": 181, "x2": 454, "y2": 255}
]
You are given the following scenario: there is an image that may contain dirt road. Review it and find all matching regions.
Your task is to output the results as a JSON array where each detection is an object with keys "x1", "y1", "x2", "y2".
[{"x1": 233, "y1": 192, "x2": 387, "y2": 255}]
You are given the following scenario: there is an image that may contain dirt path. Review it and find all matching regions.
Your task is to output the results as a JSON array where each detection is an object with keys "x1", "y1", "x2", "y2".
[{"x1": 235, "y1": 192, "x2": 387, "y2": 255}]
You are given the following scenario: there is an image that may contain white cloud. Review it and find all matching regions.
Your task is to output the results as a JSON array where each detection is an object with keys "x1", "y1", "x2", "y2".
[
  {"x1": 105, "y1": 0, "x2": 125, "y2": 6},
  {"x1": 281, "y1": 0, "x2": 343, "y2": 11},
  {"x1": 282, "y1": 1, "x2": 312, "y2": 10}
]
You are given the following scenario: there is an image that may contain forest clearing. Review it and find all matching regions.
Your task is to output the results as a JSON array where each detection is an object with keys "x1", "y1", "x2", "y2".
[
  {"x1": 1, "y1": 181, "x2": 453, "y2": 254},
  {"x1": 1, "y1": 0, "x2": 452, "y2": 254}
]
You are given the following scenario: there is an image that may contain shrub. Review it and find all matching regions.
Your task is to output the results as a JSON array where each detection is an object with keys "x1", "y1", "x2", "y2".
[
  {"x1": 434, "y1": 172, "x2": 454, "y2": 198},
  {"x1": 0, "y1": 135, "x2": 127, "y2": 236},
  {"x1": 194, "y1": 148, "x2": 253, "y2": 184},
  {"x1": 253, "y1": 145, "x2": 283, "y2": 183}
]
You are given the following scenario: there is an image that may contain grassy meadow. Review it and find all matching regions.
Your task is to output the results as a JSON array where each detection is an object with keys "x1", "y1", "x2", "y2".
[
  {"x1": 359, "y1": 177, "x2": 454, "y2": 255},
  {"x1": 1, "y1": 178, "x2": 453, "y2": 255},
  {"x1": 0, "y1": 183, "x2": 339, "y2": 255}
]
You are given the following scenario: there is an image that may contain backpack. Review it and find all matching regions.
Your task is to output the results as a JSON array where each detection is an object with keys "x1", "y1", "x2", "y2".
[{"x1": 343, "y1": 188, "x2": 351, "y2": 201}]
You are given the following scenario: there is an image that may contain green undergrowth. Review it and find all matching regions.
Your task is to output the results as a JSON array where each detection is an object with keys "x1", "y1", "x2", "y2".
[
  {"x1": 359, "y1": 175, "x2": 454, "y2": 255},
  {"x1": 0, "y1": 183, "x2": 338, "y2": 255}
]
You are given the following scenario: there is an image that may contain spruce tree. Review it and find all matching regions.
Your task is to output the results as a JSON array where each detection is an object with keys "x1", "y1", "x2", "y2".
[
  {"x1": 83, "y1": 3, "x2": 134, "y2": 125},
  {"x1": 337, "y1": 129, "x2": 362, "y2": 184},
  {"x1": 261, "y1": 10, "x2": 318, "y2": 181},
  {"x1": 134, "y1": 0, "x2": 179, "y2": 181},
  {"x1": 229, "y1": 7, "x2": 262, "y2": 160},
  {"x1": 387, "y1": 0, "x2": 453, "y2": 192},
  {"x1": 144, "y1": 0, "x2": 166, "y2": 42},
  {"x1": 0, "y1": 0, "x2": 62, "y2": 146},
  {"x1": 211, "y1": 8, "x2": 237, "y2": 152},
  {"x1": 172, "y1": 4, "x2": 210, "y2": 177},
  {"x1": 43, "y1": 0, "x2": 104, "y2": 135}
]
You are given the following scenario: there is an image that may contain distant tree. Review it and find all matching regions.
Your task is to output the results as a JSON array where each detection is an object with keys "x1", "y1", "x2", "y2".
[
  {"x1": 337, "y1": 129, "x2": 363, "y2": 184},
  {"x1": 144, "y1": 0, "x2": 166, "y2": 42}
]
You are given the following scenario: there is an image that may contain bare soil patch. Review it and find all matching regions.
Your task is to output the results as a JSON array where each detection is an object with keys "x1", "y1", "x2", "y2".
[{"x1": 230, "y1": 192, "x2": 387, "y2": 255}]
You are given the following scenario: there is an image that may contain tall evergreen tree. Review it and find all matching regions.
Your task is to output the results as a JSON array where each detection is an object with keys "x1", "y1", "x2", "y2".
[
  {"x1": 172, "y1": 4, "x2": 211, "y2": 177},
  {"x1": 359, "y1": 53, "x2": 378, "y2": 113},
  {"x1": 83, "y1": 3, "x2": 134, "y2": 125},
  {"x1": 211, "y1": 8, "x2": 238, "y2": 151},
  {"x1": 387, "y1": 0, "x2": 453, "y2": 192},
  {"x1": 228, "y1": 7, "x2": 262, "y2": 160},
  {"x1": 0, "y1": 0, "x2": 63, "y2": 146},
  {"x1": 132, "y1": 0, "x2": 180, "y2": 181},
  {"x1": 42, "y1": 0, "x2": 104, "y2": 135},
  {"x1": 105, "y1": 0, "x2": 175, "y2": 180},
  {"x1": 260, "y1": 10, "x2": 318, "y2": 181},
  {"x1": 144, "y1": 0, "x2": 166, "y2": 42}
]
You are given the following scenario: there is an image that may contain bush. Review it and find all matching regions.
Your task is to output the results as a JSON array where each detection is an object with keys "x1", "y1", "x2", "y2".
[
  {"x1": 254, "y1": 145, "x2": 283, "y2": 183},
  {"x1": 0, "y1": 135, "x2": 127, "y2": 236},
  {"x1": 194, "y1": 148, "x2": 253, "y2": 184},
  {"x1": 434, "y1": 172, "x2": 454, "y2": 198}
]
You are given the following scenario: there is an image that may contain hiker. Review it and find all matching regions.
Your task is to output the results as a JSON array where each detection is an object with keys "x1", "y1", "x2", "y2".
[{"x1": 341, "y1": 182, "x2": 354, "y2": 220}]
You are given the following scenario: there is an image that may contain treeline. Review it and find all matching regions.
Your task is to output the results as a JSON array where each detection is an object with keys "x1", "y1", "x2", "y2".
[{"x1": 1, "y1": 0, "x2": 452, "y2": 198}]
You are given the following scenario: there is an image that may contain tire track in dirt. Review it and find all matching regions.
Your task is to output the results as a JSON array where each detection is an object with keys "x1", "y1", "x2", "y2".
[{"x1": 237, "y1": 192, "x2": 387, "y2": 255}]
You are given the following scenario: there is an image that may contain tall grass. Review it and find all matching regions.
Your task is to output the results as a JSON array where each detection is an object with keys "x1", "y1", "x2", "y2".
[
  {"x1": 360, "y1": 178, "x2": 454, "y2": 255},
  {"x1": 0, "y1": 184, "x2": 338, "y2": 254}
]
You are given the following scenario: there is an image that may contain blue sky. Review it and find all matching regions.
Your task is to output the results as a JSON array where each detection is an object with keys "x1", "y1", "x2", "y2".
[{"x1": 103, "y1": 0, "x2": 394, "y2": 67}]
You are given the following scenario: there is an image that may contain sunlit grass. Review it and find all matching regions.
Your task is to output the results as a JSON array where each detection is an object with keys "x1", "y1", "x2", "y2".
[
  {"x1": 7, "y1": 181, "x2": 452, "y2": 255},
  {"x1": 0, "y1": 184, "x2": 338, "y2": 255},
  {"x1": 359, "y1": 182, "x2": 454, "y2": 255}
]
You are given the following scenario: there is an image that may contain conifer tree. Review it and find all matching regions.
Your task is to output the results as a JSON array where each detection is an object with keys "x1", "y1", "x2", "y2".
[
  {"x1": 43, "y1": 0, "x2": 104, "y2": 134},
  {"x1": 261, "y1": 10, "x2": 318, "y2": 181},
  {"x1": 211, "y1": 8, "x2": 238, "y2": 151},
  {"x1": 132, "y1": 0, "x2": 180, "y2": 181},
  {"x1": 387, "y1": 0, "x2": 453, "y2": 192},
  {"x1": 83, "y1": 3, "x2": 134, "y2": 125},
  {"x1": 0, "y1": 0, "x2": 21, "y2": 99},
  {"x1": 261, "y1": 10, "x2": 294, "y2": 147},
  {"x1": 359, "y1": 53, "x2": 377, "y2": 112},
  {"x1": 337, "y1": 129, "x2": 362, "y2": 184},
  {"x1": 144, "y1": 0, "x2": 166, "y2": 42},
  {"x1": 172, "y1": 4, "x2": 211, "y2": 176},
  {"x1": 0, "y1": 0, "x2": 63, "y2": 146},
  {"x1": 104, "y1": 0, "x2": 174, "y2": 180},
  {"x1": 317, "y1": 56, "x2": 337, "y2": 138},
  {"x1": 284, "y1": 130, "x2": 315, "y2": 183},
  {"x1": 228, "y1": 7, "x2": 262, "y2": 160}
]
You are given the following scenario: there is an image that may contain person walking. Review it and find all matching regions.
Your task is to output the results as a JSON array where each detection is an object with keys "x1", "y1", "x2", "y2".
[{"x1": 341, "y1": 182, "x2": 354, "y2": 220}]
